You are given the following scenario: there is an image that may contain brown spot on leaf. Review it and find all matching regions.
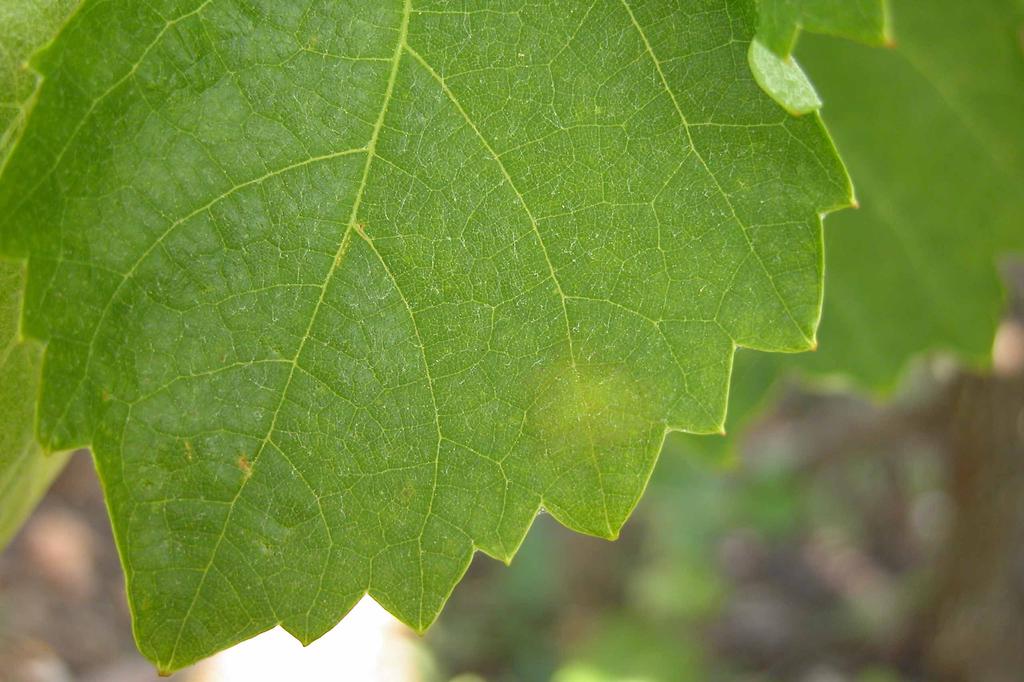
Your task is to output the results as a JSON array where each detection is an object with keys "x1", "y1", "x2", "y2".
[{"x1": 238, "y1": 455, "x2": 253, "y2": 479}]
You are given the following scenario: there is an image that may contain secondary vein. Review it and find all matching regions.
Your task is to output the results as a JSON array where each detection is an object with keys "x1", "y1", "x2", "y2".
[{"x1": 163, "y1": 0, "x2": 412, "y2": 669}]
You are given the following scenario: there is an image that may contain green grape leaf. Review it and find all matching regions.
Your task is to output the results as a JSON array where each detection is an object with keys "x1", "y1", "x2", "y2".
[
  {"x1": 755, "y1": 0, "x2": 890, "y2": 57},
  {"x1": 676, "y1": 0, "x2": 1024, "y2": 461},
  {"x1": 0, "y1": 0, "x2": 851, "y2": 671},
  {"x1": 0, "y1": 0, "x2": 80, "y2": 549}
]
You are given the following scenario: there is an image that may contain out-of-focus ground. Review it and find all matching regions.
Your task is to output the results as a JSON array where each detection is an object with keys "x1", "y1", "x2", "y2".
[{"x1": 3, "y1": 266, "x2": 1023, "y2": 682}]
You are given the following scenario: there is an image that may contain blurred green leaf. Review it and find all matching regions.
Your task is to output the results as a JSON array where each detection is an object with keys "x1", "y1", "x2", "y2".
[
  {"x1": 756, "y1": 0, "x2": 890, "y2": 57},
  {"x1": 0, "y1": 260, "x2": 69, "y2": 548},
  {"x1": 688, "y1": 0, "x2": 1024, "y2": 459},
  {"x1": 0, "y1": 0, "x2": 79, "y2": 163},
  {"x1": 0, "y1": 0, "x2": 79, "y2": 549},
  {"x1": 555, "y1": 617, "x2": 708, "y2": 682}
]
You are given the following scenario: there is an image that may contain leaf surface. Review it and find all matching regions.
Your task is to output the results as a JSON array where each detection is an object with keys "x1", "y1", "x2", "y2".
[{"x1": 0, "y1": 0, "x2": 850, "y2": 670}]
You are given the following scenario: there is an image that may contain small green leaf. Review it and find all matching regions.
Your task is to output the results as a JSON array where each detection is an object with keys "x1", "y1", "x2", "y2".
[
  {"x1": 0, "y1": 0, "x2": 79, "y2": 163},
  {"x1": 748, "y1": 38, "x2": 822, "y2": 115},
  {"x1": 750, "y1": 0, "x2": 889, "y2": 111},
  {"x1": 801, "y1": 0, "x2": 1024, "y2": 385},
  {"x1": 0, "y1": 0, "x2": 851, "y2": 670}
]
